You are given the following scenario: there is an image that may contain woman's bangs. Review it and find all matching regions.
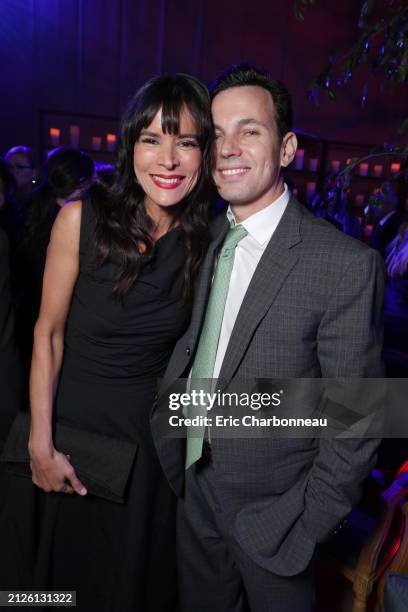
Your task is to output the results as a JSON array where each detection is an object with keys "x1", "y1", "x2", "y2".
[
  {"x1": 131, "y1": 78, "x2": 205, "y2": 144},
  {"x1": 160, "y1": 95, "x2": 185, "y2": 135},
  {"x1": 136, "y1": 100, "x2": 162, "y2": 135}
]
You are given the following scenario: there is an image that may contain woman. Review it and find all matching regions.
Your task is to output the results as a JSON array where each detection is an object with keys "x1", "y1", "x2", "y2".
[
  {"x1": 15, "y1": 148, "x2": 94, "y2": 369},
  {"x1": 1, "y1": 74, "x2": 213, "y2": 611}
]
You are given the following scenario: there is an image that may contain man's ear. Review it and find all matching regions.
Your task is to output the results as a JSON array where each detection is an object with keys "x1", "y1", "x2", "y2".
[{"x1": 280, "y1": 132, "x2": 298, "y2": 168}]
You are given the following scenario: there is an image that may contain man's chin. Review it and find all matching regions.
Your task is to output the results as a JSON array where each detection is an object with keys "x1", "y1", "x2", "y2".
[{"x1": 218, "y1": 187, "x2": 251, "y2": 204}]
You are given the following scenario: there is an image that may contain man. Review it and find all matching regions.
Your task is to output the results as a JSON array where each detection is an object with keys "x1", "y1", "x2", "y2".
[
  {"x1": 151, "y1": 65, "x2": 384, "y2": 611},
  {"x1": 4, "y1": 146, "x2": 39, "y2": 243},
  {"x1": 5, "y1": 146, "x2": 38, "y2": 200}
]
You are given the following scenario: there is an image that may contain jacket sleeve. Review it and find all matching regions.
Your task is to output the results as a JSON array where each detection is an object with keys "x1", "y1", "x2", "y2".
[{"x1": 302, "y1": 247, "x2": 386, "y2": 542}]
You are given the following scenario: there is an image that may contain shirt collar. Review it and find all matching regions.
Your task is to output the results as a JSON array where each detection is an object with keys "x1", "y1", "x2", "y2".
[{"x1": 226, "y1": 184, "x2": 290, "y2": 246}]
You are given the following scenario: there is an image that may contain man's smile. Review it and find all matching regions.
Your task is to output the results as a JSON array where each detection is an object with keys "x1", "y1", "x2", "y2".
[{"x1": 218, "y1": 167, "x2": 250, "y2": 179}]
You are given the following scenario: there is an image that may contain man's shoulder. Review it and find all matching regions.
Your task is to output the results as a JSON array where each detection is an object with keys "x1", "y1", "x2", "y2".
[
  {"x1": 288, "y1": 198, "x2": 384, "y2": 281},
  {"x1": 298, "y1": 201, "x2": 369, "y2": 256}
]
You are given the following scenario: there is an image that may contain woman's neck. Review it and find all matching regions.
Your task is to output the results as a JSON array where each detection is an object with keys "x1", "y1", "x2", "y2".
[{"x1": 144, "y1": 199, "x2": 182, "y2": 241}]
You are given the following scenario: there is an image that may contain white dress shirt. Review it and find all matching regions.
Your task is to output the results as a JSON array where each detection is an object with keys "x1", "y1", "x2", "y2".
[{"x1": 212, "y1": 184, "x2": 290, "y2": 378}]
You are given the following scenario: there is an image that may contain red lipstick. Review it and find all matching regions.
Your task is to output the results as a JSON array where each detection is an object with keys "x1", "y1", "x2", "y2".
[{"x1": 150, "y1": 174, "x2": 185, "y2": 189}]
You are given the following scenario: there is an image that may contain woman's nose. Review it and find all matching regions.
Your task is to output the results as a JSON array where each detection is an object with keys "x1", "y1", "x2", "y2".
[{"x1": 159, "y1": 143, "x2": 180, "y2": 169}]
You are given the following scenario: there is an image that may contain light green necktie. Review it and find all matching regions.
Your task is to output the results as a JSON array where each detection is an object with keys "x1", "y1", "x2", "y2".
[{"x1": 185, "y1": 223, "x2": 248, "y2": 469}]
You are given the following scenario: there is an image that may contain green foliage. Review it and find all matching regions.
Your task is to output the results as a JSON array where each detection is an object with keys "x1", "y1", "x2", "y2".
[
  {"x1": 294, "y1": 0, "x2": 408, "y2": 132},
  {"x1": 398, "y1": 118, "x2": 408, "y2": 135},
  {"x1": 292, "y1": 0, "x2": 316, "y2": 22}
]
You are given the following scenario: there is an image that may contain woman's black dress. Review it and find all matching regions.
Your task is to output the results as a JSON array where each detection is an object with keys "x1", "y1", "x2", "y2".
[{"x1": 0, "y1": 200, "x2": 191, "y2": 611}]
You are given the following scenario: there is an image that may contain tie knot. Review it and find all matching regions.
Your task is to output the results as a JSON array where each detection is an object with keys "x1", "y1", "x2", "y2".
[{"x1": 220, "y1": 224, "x2": 248, "y2": 258}]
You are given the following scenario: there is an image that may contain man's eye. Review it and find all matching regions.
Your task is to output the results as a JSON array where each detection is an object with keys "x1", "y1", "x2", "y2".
[{"x1": 244, "y1": 130, "x2": 258, "y2": 136}]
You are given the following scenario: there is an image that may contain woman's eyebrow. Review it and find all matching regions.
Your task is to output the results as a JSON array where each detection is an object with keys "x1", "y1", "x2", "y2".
[
  {"x1": 177, "y1": 133, "x2": 199, "y2": 139},
  {"x1": 140, "y1": 130, "x2": 160, "y2": 137},
  {"x1": 139, "y1": 130, "x2": 198, "y2": 139}
]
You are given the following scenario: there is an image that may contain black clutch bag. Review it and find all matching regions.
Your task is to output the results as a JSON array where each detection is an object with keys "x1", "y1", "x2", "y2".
[{"x1": 0, "y1": 411, "x2": 138, "y2": 504}]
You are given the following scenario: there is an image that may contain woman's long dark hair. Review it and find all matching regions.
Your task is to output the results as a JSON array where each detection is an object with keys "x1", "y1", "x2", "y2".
[{"x1": 90, "y1": 73, "x2": 214, "y2": 300}]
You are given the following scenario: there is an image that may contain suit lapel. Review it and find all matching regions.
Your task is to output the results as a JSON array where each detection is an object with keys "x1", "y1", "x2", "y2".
[
  {"x1": 218, "y1": 197, "x2": 304, "y2": 386},
  {"x1": 188, "y1": 214, "x2": 229, "y2": 351}
]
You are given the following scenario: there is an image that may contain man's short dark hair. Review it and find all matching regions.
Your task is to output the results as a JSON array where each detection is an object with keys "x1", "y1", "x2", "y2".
[{"x1": 210, "y1": 64, "x2": 293, "y2": 141}]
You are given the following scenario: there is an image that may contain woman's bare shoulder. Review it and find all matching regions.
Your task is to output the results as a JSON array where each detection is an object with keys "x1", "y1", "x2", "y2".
[
  {"x1": 51, "y1": 200, "x2": 83, "y2": 251},
  {"x1": 54, "y1": 199, "x2": 83, "y2": 233},
  {"x1": 57, "y1": 199, "x2": 82, "y2": 226}
]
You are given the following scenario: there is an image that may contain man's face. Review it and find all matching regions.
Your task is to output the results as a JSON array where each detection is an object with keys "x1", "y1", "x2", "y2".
[
  {"x1": 212, "y1": 85, "x2": 293, "y2": 213},
  {"x1": 6, "y1": 154, "x2": 34, "y2": 193}
]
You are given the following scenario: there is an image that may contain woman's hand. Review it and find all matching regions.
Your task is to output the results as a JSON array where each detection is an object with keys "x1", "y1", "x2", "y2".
[
  {"x1": 29, "y1": 446, "x2": 87, "y2": 496},
  {"x1": 28, "y1": 202, "x2": 85, "y2": 497}
]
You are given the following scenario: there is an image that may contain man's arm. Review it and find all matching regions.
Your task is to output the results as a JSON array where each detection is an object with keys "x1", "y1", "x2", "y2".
[{"x1": 302, "y1": 247, "x2": 386, "y2": 542}]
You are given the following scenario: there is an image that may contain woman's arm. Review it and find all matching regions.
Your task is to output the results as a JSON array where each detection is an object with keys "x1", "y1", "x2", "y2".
[{"x1": 28, "y1": 200, "x2": 87, "y2": 496}]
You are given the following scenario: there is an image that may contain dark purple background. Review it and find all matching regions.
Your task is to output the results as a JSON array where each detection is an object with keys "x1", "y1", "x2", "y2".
[{"x1": 1, "y1": 0, "x2": 406, "y2": 152}]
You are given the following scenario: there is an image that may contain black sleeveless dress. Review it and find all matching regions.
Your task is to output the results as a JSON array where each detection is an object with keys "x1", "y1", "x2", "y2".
[{"x1": 0, "y1": 200, "x2": 191, "y2": 611}]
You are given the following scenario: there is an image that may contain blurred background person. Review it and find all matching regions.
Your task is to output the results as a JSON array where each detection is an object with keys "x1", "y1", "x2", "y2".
[
  {"x1": 4, "y1": 146, "x2": 41, "y2": 244},
  {"x1": 95, "y1": 162, "x2": 115, "y2": 188},
  {"x1": 0, "y1": 227, "x2": 21, "y2": 450},
  {"x1": 383, "y1": 223, "x2": 408, "y2": 366},
  {"x1": 5, "y1": 145, "x2": 40, "y2": 198},
  {"x1": 0, "y1": 159, "x2": 15, "y2": 242},
  {"x1": 14, "y1": 147, "x2": 94, "y2": 376},
  {"x1": 372, "y1": 192, "x2": 408, "y2": 257}
]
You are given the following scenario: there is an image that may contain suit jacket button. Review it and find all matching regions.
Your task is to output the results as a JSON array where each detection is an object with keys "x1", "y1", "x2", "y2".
[{"x1": 186, "y1": 346, "x2": 191, "y2": 356}]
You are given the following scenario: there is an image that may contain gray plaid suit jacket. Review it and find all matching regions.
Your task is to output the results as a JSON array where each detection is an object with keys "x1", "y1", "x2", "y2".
[{"x1": 151, "y1": 196, "x2": 385, "y2": 576}]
